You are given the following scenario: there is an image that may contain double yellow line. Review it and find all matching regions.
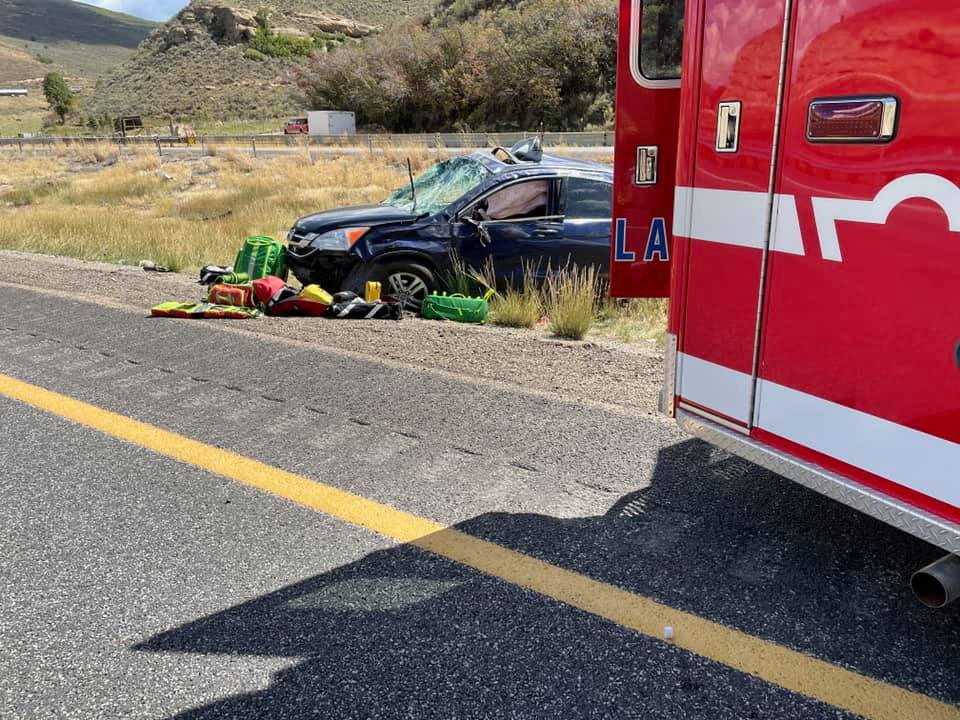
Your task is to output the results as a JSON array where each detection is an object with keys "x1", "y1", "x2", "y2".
[{"x1": 1, "y1": 371, "x2": 955, "y2": 720}]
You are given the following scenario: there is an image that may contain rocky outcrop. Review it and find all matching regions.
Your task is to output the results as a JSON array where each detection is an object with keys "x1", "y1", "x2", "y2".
[
  {"x1": 201, "y1": 5, "x2": 259, "y2": 43},
  {"x1": 291, "y1": 12, "x2": 378, "y2": 39},
  {"x1": 146, "y1": 3, "x2": 378, "y2": 52},
  {"x1": 85, "y1": 1, "x2": 386, "y2": 121}
]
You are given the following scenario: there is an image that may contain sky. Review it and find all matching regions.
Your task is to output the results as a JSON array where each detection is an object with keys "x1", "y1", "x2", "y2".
[{"x1": 75, "y1": 0, "x2": 187, "y2": 22}]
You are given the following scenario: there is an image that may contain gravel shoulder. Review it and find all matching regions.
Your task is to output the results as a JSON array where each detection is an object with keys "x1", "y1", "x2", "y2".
[{"x1": 0, "y1": 250, "x2": 665, "y2": 414}]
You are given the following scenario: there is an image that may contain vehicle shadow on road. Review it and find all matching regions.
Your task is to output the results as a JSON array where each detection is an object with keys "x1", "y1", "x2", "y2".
[{"x1": 135, "y1": 438, "x2": 960, "y2": 719}]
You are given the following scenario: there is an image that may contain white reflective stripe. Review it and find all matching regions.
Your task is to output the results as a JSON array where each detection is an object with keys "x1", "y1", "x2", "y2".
[
  {"x1": 672, "y1": 186, "x2": 804, "y2": 255},
  {"x1": 812, "y1": 173, "x2": 960, "y2": 262},
  {"x1": 365, "y1": 304, "x2": 382, "y2": 319},
  {"x1": 337, "y1": 299, "x2": 362, "y2": 318},
  {"x1": 680, "y1": 353, "x2": 960, "y2": 509},
  {"x1": 677, "y1": 353, "x2": 752, "y2": 424},
  {"x1": 755, "y1": 380, "x2": 960, "y2": 510},
  {"x1": 769, "y1": 194, "x2": 804, "y2": 255},
  {"x1": 673, "y1": 186, "x2": 694, "y2": 239}
]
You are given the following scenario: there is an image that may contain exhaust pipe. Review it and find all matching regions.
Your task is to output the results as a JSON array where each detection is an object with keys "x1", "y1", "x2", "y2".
[{"x1": 911, "y1": 554, "x2": 960, "y2": 608}]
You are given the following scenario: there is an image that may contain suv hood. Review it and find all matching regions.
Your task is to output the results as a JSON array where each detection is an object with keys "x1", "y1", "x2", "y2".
[{"x1": 293, "y1": 204, "x2": 418, "y2": 235}]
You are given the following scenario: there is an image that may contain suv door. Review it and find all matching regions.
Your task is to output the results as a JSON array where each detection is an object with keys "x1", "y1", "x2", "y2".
[
  {"x1": 560, "y1": 175, "x2": 613, "y2": 278},
  {"x1": 456, "y1": 177, "x2": 563, "y2": 285}
]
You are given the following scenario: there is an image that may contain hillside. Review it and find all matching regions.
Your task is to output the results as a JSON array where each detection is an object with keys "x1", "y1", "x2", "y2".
[
  {"x1": 0, "y1": 0, "x2": 156, "y2": 48},
  {"x1": 297, "y1": 0, "x2": 617, "y2": 132},
  {"x1": 0, "y1": 0, "x2": 157, "y2": 134},
  {"x1": 83, "y1": 1, "x2": 438, "y2": 120},
  {"x1": 0, "y1": 40, "x2": 46, "y2": 84}
]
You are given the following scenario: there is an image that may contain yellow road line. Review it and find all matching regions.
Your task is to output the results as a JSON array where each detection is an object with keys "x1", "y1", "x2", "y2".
[{"x1": 0, "y1": 371, "x2": 955, "y2": 720}]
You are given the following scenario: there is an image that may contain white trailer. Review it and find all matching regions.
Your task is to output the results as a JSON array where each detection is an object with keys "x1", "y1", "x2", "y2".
[{"x1": 307, "y1": 111, "x2": 356, "y2": 136}]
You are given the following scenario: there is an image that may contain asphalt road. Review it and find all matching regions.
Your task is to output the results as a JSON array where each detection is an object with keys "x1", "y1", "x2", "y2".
[{"x1": 1, "y1": 284, "x2": 958, "y2": 719}]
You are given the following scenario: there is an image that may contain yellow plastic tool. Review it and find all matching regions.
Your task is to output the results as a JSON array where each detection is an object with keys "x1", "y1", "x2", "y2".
[{"x1": 301, "y1": 284, "x2": 334, "y2": 305}]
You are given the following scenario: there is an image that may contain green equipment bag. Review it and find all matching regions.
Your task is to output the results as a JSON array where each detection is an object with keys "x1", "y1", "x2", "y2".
[
  {"x1": 420, "y1": 292, "x2": 491, "y2": 324},
  {"x1": 234, "y1": 236, "x2": 287, "y2": 281}
]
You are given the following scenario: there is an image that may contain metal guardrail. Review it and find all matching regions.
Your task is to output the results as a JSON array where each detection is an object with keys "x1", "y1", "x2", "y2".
[{"x1": 0, "y1": 131, "x2": 613, "y2": 150}]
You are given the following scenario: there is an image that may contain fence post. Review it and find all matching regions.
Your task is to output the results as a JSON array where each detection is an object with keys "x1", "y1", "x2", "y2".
[
  {"x1": 156, "y1": 136, "x2": 162, "y2": 157},
  {"x1": 252, "y1": 138, "x2": 257, "y2": 158}
]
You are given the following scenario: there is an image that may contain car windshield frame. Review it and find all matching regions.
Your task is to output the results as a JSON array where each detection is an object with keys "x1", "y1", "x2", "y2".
[{"x1": 384, "y1": 156, "x2": 491, "y2": 216}]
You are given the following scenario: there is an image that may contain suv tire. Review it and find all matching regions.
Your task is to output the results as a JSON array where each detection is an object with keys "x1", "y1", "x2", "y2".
[{"x1": 350, "y1": 259, "x2": 437, "y2": 312}]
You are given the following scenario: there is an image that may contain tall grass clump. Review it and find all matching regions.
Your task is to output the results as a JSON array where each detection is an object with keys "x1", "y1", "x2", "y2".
[
  {"x1": 543, "y1": 264, "x2": 599, "y2": 340},
  {"x1": 441, "y1": 249, "x2": 476, "y2": 296},
  {"x1": 484, "y1": 260, "x2": 543, "y2": 329},
  {"x1": 4, "y1": 180, "x2": 67, "y2": 207}
]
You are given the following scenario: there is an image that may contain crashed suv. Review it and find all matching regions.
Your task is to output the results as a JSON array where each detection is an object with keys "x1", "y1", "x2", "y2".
[{"x1": 285, "y1": 139, "x2": 613, "y2": 308}]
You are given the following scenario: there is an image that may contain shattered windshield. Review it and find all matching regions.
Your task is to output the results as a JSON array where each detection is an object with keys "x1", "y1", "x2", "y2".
[{"x1": 385, "y1": 156, "x2": 490, "y2": 215}]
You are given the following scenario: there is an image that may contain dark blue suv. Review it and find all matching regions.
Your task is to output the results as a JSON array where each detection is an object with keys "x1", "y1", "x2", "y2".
[{"x1": 286, "y1": 140, "x2": 613, "y2": 308}]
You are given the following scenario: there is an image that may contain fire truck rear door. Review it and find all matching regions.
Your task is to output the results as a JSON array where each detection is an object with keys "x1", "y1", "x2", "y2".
[
  {"x1": 753, "y1": 0, "x2": 960, "y2": 522},
  {"x1": 609, "y1": 0, "x2": 683, "y2": 298},
  {"x1": 674, "y1": 0, "x2": 793, "y2": 429}
]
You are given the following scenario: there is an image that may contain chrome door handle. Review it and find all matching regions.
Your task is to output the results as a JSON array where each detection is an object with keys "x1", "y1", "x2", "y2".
[
  {"x1": 716, "y1": 101, "x2": 742, "y2": 153},
  {"x1": 636, "y1": 145, "x2": 659, "y2": 185}
]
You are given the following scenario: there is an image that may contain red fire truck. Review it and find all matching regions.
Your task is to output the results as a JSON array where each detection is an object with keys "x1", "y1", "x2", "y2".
[{"x1": 612, "y1": 0, "x2": 960, "y2": 606}]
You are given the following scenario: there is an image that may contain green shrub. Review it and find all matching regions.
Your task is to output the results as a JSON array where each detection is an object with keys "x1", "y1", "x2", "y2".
[
  {"x1": 35, "y1": 54, "x2": 54, "y2": 64},
  {"x1": 295, "y1": 0, "x2": 617, "y2": 132},
  {"x1": 249, "y1": 8, "x2": 320, "y2": 59},
  {"x1": 543, "y1": 264, "x2": 599, "y2": 340},
  {"x1": 251, "y1": 33, "x2": 317, "y2": 59},
  {"x1": 243, "y1": 47, "x2": 267, "y2": 61}
]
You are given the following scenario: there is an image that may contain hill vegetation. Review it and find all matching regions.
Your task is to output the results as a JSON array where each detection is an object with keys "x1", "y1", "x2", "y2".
[
  {"x1": 240, "y1": 0, "x2": 437, "y2": 23},
  {"x1": 297, "y1": 0, "x2": 618, "y2": 131}
]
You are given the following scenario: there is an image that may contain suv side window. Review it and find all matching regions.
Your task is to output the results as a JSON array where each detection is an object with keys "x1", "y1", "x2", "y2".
[
  {"x1": 562, "y1": 177, "x2": 612, "y2": 219},
  {"x1": 475, "y1": 179, "x2": 553, "y2": 221}
]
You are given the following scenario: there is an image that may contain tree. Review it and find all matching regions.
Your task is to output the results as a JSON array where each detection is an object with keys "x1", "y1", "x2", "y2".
[{"x1": 42, "y1": 72, "x2": 74, "y2": 124}]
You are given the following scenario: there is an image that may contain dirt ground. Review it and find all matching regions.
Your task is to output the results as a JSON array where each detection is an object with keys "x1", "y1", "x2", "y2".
[{"x1": 0, "y1": 250, "x2": 665, "y2": 415}]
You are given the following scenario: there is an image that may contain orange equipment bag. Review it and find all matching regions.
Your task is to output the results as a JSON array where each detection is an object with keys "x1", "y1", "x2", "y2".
[{"x1": 207, "y1": 283, "x2": 255, "y2": 308}]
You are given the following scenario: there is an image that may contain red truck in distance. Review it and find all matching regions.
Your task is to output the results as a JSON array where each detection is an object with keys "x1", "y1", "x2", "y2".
[{"x1": 284, "y1": 118, "x2": 309, "y2": 134}]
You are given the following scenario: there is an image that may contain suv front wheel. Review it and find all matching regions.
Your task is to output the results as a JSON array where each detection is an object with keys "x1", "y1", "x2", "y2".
[{"x1": 351, "y1": 259, "x2": 437, "y2": 312}]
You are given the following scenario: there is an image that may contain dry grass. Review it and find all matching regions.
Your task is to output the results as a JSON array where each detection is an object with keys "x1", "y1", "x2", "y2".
[
  {"x1": 0, "y1": 145, "x2": 666, "y2": 344},
  {"x1": 482, "y1": 261, "x2": 544, "y2": 330},
  {"x1": 543, "y1": 264, "x2": 599, "y2": 340},
  {"x1": 595, "y1": 297, "x2": 669, "y2": 345},
  {"x1": 0, "y1": 145, "x2": 431, "y2": 272}
]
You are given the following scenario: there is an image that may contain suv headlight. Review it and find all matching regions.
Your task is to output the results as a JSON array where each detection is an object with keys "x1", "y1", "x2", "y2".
[{"x1": 304, "y1": 227, "x2": 370, "y2": 252}]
